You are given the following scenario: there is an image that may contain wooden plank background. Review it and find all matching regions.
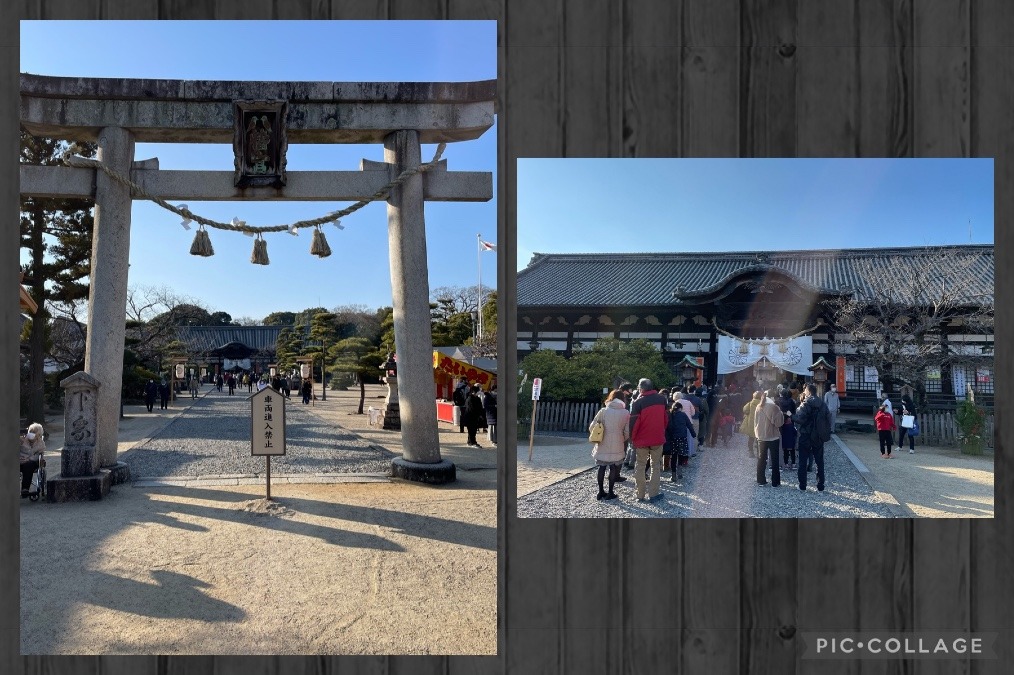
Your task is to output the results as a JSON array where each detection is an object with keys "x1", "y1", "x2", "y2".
[{"x1": 2, "y1": 0, "x2": 1010, "y2": 673}]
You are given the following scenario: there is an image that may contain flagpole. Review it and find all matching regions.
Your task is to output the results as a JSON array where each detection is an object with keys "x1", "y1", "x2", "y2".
[{"x1": 477, "y1": 233, "x2": 483, "y2": 342}]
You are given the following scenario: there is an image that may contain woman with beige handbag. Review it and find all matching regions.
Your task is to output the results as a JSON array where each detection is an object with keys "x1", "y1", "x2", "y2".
[{"x1": 590, "y1": 389, "x2": 630, "y2": 501}]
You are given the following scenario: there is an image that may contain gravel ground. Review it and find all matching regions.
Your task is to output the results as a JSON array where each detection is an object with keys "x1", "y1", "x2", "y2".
[
  {"x1": 120, "y1": 391, "x2": 394, "y2": 479},
  {"x1": 518, "y1": 431, "x2": 895, "y2": 518}
]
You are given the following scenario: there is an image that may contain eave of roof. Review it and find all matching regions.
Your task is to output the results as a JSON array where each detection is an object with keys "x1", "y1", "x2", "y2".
[{"x1": 518, "y1": 245, "x2": 994, "y2": 308}]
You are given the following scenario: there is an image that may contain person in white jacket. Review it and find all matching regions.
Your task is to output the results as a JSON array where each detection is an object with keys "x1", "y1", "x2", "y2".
[{"x1": 589, "y1": 390, "x2": 630, "y2": 501}]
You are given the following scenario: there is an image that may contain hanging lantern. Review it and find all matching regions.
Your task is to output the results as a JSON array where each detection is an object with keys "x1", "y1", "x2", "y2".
[
  {"x1": 251, "y1": 233, "x2": 269, "y2": 265},
  {"x1": 300, "y1": 363, "x2": 310, "y2": 378},
  {"x1": 310, "y1": 225, "x2": 332, "y2": 258},
  {"x1": 189, "y1": 225, "x2": 214, "y2": 257}
]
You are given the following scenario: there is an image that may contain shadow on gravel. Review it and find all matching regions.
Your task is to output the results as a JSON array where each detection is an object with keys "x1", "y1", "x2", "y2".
[
  {"x1": 136, "y1": 489, "x2": 406, "y2": 551},
  {"x1": 145, "y1": 486, "x2": 495, "y2": 551},
  {"x1": 83, "y1": 570, "x2": 246, "y2": 622}
]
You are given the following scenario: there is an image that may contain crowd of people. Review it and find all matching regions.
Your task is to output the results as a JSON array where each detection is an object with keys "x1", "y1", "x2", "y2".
[
  {"x1": 451, "y1": 375, "x2": 498, "y2": 449},
  {"x1": 588, "y1": 375, "x2": 918, "y2": 504}
]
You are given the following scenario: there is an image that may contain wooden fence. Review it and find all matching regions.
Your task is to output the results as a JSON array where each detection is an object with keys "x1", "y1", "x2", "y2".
[
  {"x1": 528, "y1": 400, "x2": 600, "y2": 433},
  {"x1": 914, "y1": 410, "x2": 996, "y2": 449},
  {"x1": 524, "y1": 401, "x2": 995, "y2": 450}
]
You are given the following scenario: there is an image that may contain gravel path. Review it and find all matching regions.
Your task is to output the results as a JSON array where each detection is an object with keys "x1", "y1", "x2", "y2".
[
  {"x1": 517, "y1": 431, "x2": 895, "y2": 518},
  {"x1": 120, "y1": 391, "x2": 394, "y2": 479}
]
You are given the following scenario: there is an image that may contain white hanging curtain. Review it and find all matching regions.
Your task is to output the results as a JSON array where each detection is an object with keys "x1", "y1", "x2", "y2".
[{"x1": 717, "y1": 335, "x2": 813, "y2": 375}]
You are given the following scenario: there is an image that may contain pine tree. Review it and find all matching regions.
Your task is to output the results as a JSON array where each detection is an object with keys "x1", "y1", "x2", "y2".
[{"x1": 20, "y1": 131, "x2": 96, "y2": 423}]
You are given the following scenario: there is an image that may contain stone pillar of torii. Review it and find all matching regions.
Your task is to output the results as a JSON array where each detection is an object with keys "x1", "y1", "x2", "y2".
[{"x1": 20, "y1": 74, "x2": 495, "y2": 486}]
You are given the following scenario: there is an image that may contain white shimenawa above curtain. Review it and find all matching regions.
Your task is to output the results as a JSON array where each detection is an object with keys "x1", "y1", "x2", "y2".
[{"x1": 716, "y1": 335, "x2": 813, "y2": 375}]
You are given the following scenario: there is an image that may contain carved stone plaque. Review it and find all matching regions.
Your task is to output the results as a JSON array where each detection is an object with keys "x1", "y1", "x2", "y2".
[{"x1": 233, "y1": 100, "x2": 288, "y2": 188}]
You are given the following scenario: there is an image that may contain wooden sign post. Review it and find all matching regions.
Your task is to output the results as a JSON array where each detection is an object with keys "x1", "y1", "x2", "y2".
[
  {"x1": 527, "y1": 377, "x2": 542, "y2": 461},
  {"x1": 250, "y1": 386, "x2": 286, "y2": 500}
]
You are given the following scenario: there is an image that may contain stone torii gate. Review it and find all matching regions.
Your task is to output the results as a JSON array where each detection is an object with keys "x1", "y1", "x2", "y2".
[{"x1": 20, "y1": 74, "x2": 495, "y2": 486}]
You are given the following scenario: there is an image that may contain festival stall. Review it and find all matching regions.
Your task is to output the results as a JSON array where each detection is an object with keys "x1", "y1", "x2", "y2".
[{"x1": 433, "y1": 346, "x2": 496, "y2": 424}]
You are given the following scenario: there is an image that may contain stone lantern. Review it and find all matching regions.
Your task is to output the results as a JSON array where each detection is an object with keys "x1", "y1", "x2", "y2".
[
  {"x1": 677, "y1": 355, "x2": 702, "y2": 391},
  {"x1": 809, "y1": 357, "x2": 834, "y2": 398},
  {"x1": 381, "y1": 352, "x2": 401, "y2": 430}
]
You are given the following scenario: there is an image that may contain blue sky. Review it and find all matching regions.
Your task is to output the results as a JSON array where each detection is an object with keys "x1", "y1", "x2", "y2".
[
  {"x1": 21, "y1": 20, "x2": 497, "y2": 321},
  {"x1": 518, "y1": 158, "x2": 994, "y2": 270}
]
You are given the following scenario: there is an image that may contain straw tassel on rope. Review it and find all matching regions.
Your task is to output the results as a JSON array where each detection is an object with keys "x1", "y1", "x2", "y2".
[
  {"x1": 251, "y1": 233, "x2": 270, "y2": 265},
  {"x1": 310, "y1": 225, "x2": 332, "y2": 258},
  {"x1": 189, "y1": 225, "x2": 214, "y2": 257}
]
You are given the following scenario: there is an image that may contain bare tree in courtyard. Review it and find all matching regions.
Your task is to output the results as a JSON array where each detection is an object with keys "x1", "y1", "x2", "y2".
[{"x1": 822, "y1": 246, "x2": 994, "y2": 407}]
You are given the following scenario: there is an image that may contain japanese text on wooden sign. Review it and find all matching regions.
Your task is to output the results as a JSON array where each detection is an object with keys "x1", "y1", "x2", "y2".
[
  {"x1": 531, "y1": 377, "x2": 542, "y2": 401},
  {"x1": 251, "y1": 387, "x2": 286, "y2": 456}
]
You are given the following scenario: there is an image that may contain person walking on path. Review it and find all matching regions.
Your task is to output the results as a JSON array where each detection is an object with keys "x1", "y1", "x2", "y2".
[
  {"x1": 589, "y1": 389, "x2": 630, "y2": 500},
  {"x1": 628, "y1": 378, "x2": 669, "y2": 502},
  {"x1": 484, "y1": 383, "x2": 498, "y2": 445},
  {"x1": 227, "y1": 374, "x2": 236, "y2": 396},
  {"x1": 741, "y1": 391, "x2": 762, "y2": 459},
  {"x1": 301, "y1": 378, "x2": 312, "y2": 404},
  {"x1": 19, "y1": 422, "x2": 46, "y2": 498},
  {"x1": 158, "y1": 379, "x2": 170, "y2": 410},
  {"x1": 464, "y1": 384, "x2": 485, "y2": 448},
  {"x1": 793, "y1": 384, "x2": 831, "y2": 491},
  {"x1": 754, "y1": 390, "x2": 784, "y2": 487},
  {"x1": 144, "y1": 378, "x2": 158, "y2": 413},
  {"x1": 875, "y1": 403, "x2": 897, "y2": 458},
  {"x1": 824, "y1": 383, "x2": 841, "y2": 432},
  {"x1": 665, "y1": 401, "x2": 695, "y2": 481},
  {"x1": 189, "y1": 377, "x2": 199, "y2": 399},
  {"x1": 777, "y1": 388, "x2": 798, "y2": 469},
  {"x1": 897, "y1": 390, "x2": 917, "y2": 454}
]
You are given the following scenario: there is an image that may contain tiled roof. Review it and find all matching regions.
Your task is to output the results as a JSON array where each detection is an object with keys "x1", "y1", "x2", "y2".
[
  {"x1": 175, "y1": 325, "x2": 289, "y2": 353},
  {"x1": 517, "y1": 245, "x2": 994, "y2": 307}
]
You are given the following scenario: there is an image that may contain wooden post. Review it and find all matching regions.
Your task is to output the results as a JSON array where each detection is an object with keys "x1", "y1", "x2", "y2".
[
  {"x1": 266, "y1": 455, "x2": 272, "y2": 501},
  {"x1": 527, "y1": 399, "x2": 539, "y2": 461}
]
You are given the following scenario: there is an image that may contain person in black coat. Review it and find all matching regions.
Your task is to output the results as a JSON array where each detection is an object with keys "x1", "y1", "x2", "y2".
[
  {"x1": 144, "y1": 379, "x2": 158, "y2": 413},
  {"x1": 483, "y1": 383, "x2": 498, "y2": 445},
  {"x1": 464, "y1": 384, "x2": 485, "y2": 448},
  {"x1": 158, "y1": 379, "x2": 170, "y2": 410},
  {"x1": 776, "y1": 388, "x2": 798, "y2": 469},
  {"x1": 664, "y1": 401, "x2": 695, "y2": 481},
  {"x1": 792, "y1": 384, "x2": 829, "y2": 491}
]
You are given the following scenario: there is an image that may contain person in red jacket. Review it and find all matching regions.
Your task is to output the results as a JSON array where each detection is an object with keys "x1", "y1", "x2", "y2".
[
  {"x1": 628, "y1": 378, "x2": 669, "y2": 502},
  {"x1": 875, "y1": 403, "x2": 897, "y2": 458}
]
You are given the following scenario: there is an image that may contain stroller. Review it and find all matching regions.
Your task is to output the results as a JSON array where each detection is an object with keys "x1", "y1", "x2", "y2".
[
  {"x1": 27, "y1": 457, "x2": 47, "y2": 501},
  {"x1": 717, "y1": 414, "x2": 736, "y2": 447}
]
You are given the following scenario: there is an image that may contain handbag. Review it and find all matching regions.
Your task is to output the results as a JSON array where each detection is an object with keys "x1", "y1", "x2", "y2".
[
  {"x1": 901, "y1": 414, "x2": 915, "y2": 428},
  {"x1": 908, "y1": 420, "x2": 920, "y2": 437},
  {"x1": 589, "y1": 420, "x2": 605, "y2": 443}
]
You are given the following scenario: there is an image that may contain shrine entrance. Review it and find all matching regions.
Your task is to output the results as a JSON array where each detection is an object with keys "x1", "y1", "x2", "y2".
[{"x1": 20, "y1": 74, "x2": 495, "y2": 488}]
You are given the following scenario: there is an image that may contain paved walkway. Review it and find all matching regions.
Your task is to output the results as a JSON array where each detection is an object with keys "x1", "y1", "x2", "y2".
[
  {"x1": 518, "y1": 424, "x2": 994, "y2": 518},
  {"x1": 36, "y1": 383, "x2": 498, "y2": 485}
]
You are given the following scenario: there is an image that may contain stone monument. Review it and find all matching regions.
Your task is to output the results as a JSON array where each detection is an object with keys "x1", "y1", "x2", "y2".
[{"x1": 47, "y1": 371, "x2": 112, "y2": 502}]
